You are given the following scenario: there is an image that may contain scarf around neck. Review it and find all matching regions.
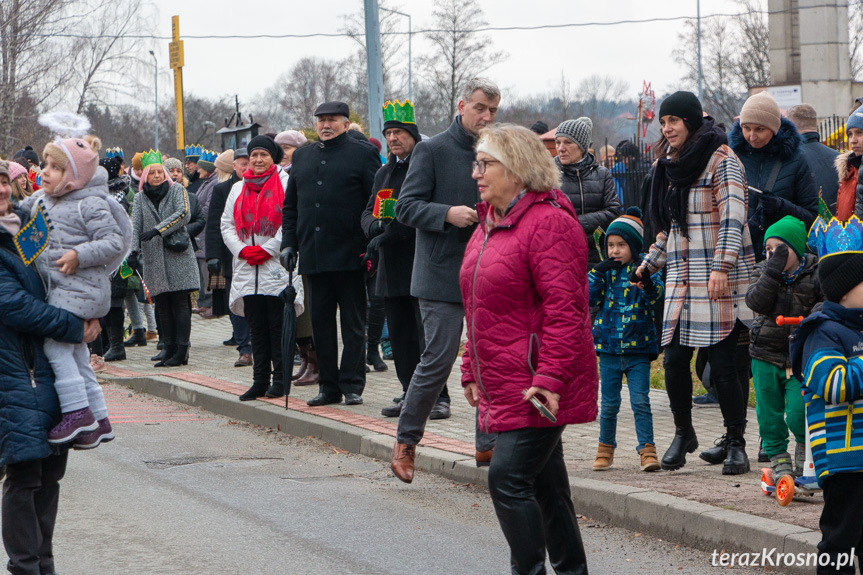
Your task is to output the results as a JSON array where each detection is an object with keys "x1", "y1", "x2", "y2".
[
  {"x1": 234, "y1": 164, "x2": 283, "y2": 241},
  {"x1": 649, "y1": 117, "x2": 727, "y2": 239},
  {"x1": 143, "y1": 180, "x2": 170, "y2": 207}
]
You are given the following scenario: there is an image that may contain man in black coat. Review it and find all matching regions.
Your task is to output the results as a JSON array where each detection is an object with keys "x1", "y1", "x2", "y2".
[
  {"x1": 205, "y1": 148, "x2": 252, "y2": 366},
  {"x1": 360, "y1": 101, "x2": 450, "y2": 419},
  {"x1": 787, "y1": 104, "x2": 840, "y2": 212},
  {"x1": 389, "y1": 78, "x2": 501, "y2": 483},
  {"x1": 185, "y1": 145, "x2": 203, "y2": 196},
  {"x1": 280, "y1": 102, "x2": 380, "y2": 407}
]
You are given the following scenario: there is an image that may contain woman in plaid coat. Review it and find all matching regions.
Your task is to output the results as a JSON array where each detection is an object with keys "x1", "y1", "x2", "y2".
[{"x1": 636, "y1": 91, "x2": 755, "y2": 475}]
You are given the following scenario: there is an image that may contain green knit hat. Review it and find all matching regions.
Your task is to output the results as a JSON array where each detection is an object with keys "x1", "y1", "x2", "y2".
[{"x1": 765, "y1": 215, "x2": 806, "y2": 258}]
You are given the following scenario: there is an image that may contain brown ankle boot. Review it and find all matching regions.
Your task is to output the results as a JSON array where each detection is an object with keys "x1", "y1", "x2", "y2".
[
  {"x1": 639, "y1": 443, "x2": 661, "y2": 472},
  {"x1": 292, "y1": 344, "x2": 309, "y2": 380},
  {"x1": 295, "y1": 349, "x2": 320, "y2": 386},
  {"x1": 391, "y1": 442, "x2": 416, "y2": 483},
  {"x1": 593, "y1": 442, "x2": 614, "y2": 471}
]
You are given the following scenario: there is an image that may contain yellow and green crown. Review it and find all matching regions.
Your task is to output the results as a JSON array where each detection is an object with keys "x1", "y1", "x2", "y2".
[
  {"x1": 140, "y1": 149, "x2": 163, "y2": 169},
  {"x1": 383, "y1": 100, "x2": 416, "y2": 125}
]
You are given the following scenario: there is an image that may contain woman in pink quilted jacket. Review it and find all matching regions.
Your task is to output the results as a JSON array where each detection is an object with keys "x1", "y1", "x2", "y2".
[{"x1": 460, "y1": 124, "x2": 597, "y2": 575}]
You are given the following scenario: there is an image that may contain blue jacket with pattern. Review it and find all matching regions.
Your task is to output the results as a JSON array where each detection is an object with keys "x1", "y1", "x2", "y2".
[
  {"x1": 790, "y1": 301, "x2": 863, "y2": 487},
  {"x1": 588, "y1": 257, "x2": 664, "y2": 356}
]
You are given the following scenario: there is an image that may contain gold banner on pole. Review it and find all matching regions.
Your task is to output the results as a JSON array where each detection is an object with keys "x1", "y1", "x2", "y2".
[{"x1": 170, "y1": 15, "x2": 184, "y2": 151}]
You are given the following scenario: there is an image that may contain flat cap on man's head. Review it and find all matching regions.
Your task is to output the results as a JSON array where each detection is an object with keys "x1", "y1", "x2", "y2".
[
  {"x1": 234, "y1": 147, "x2": 249, "y2": 159},
  {"x1": 314, "y1": 101, "x2": 350, "y2": 117}
]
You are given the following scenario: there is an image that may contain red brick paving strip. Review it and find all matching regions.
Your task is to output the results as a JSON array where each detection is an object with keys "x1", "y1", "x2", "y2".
[{"x1": 102, "y1": 365, "x2": 475, "y2": 457}]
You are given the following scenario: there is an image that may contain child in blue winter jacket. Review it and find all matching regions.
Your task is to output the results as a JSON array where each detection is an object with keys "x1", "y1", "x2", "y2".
[
  {"x1": 588, "y1": 207, "x2": 664, "y2": 472},
  {"x1": 790, "y1": 215, "x2": 863, "y2": 574}
]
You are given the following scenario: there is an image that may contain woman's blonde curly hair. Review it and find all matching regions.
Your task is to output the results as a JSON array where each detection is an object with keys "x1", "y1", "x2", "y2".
[{"x1": 475, "y1": 124, "x2": 560, "y2": 192}]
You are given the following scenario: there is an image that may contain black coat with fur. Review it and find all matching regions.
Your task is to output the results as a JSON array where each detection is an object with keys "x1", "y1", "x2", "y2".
[{"x1": 729, "y1": 117, "x2": 818, "y2": 259}]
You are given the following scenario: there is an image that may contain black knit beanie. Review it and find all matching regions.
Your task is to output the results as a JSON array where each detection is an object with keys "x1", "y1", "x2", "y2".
[
  {"x1": 658, "y1": 91, "x2": 704, "y2": 130},
  {"x1": 819, "y1": 253, "x2": 863, "y2": 303},
  {"x1": 247, "y1": 135, "x2": 284, "y2": 165}
]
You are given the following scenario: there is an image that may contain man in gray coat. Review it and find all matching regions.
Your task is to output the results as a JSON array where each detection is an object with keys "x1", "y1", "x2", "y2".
[{"x1": 390, "y1": 78, "x2": 500, "y2": 483}]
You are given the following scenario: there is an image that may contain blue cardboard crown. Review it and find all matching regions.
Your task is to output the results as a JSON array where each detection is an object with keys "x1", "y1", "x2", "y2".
[
  {"x1": 808, "y1": 212, "x2": 863, "y2": 259},
  {"x1": 199, "y1": 149, "x2": 218, "y2": 163},
  {"x1": 105, "y1": 147, "x2": 123, "y2": 159},
  {"x1": 184, "y1": 144, "x2": 203, "y2": 158}
]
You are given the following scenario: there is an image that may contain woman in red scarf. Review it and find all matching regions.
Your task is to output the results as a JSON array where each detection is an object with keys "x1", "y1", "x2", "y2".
[{"x1": 220, "y1": 136, "x2": 303, "y2": 400}]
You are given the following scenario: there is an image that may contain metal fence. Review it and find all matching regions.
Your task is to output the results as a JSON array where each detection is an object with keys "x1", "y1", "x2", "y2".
[
  {"x1": 818, "y1": 115, "x2": 850, "y2": 152},
  {"x1": 595, "y1": 137, "x2": 654, "y2": 212}
]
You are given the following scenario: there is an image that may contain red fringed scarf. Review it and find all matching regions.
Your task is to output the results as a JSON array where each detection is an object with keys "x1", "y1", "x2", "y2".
[{"x1": 234, "y1": 165, "x2": 284, "y2": 241}]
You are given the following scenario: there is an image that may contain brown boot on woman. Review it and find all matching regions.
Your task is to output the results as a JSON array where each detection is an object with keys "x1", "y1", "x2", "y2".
[{"x1": 295, "y1": 348, "x2": 320, "y2": 386}]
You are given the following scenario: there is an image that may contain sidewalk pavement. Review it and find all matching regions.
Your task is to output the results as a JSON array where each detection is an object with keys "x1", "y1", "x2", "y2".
[{"x1": 99, "y1": 314, "x2": 821, "y2": 573}]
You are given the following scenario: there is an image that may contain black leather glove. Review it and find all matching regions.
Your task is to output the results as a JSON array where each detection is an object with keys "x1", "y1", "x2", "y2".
[
  {"x1": 639, "y1": 271, "x2": 654, "y2": 293},
  {"x1": 368, "y1": 220, "x2": 386, "y2": 238},
  {"x1": 759, "y1": 194, "x2": 783, "y2": 218},
  {"x1": 764, "y1": 242, "x2": 789, "y2": 279},
  {"x1": 279, "y1": 247, "x2": 296, "y2": 272},
  {"x1": 592, "y1": 258, "x2": 622, "y2": 274},
  {"x1": 127, "y1": 251, "x2": 139, "y2": 273},
  {"x1": 140, "y1": 228, "x2": 160, "y2": 242},
  {"x1": 207, "y1": 258, "x2": 221, "y2": 275}
]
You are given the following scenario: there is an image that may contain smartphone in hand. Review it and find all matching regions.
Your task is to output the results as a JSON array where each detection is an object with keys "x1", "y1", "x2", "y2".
[{"x1": 522, "y1": 389, "x2": 557, "y2": 423}]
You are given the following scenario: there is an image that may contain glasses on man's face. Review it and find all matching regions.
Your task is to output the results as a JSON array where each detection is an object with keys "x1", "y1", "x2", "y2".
[{"x1": 472, "y1": 159, "x2": 500, "y2": 175}]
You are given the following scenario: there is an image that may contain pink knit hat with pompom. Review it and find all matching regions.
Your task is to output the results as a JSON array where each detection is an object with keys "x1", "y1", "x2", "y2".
[{"x1": 7, "y1": 161, "x2": 27, "y2": 182}]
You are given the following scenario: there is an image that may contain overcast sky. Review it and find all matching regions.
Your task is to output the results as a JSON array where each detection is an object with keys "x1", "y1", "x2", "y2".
[{"x1": 146, "y1": 0, "x2": 740, "y2": 107}]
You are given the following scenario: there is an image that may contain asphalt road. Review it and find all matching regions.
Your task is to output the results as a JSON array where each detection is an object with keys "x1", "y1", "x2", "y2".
[{"x1": 2, "y1": 385, "x2": 785, "y2": 574}]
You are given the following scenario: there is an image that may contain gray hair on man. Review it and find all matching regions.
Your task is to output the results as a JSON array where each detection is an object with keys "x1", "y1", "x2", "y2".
[
  {"x1": 786, "y1": 104, "x2": 818, "y2": 133},
  {"x1": 461, "y1": 77, "x2": 501, "y2": 104}
]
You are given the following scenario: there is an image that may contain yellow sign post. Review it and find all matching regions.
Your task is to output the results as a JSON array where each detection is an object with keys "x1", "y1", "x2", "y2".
[{"x1": 169, "y1": 16, "x2": 184, "y2": 150}]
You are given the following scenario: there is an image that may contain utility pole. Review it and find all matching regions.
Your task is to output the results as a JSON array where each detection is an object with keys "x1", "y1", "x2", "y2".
[
  {"x1": 149, "y1": 50, "x2": 159, "y2": 151},
  {"x1": 364, "y1": 0, "x2": 385, "y2": 137},
  {"x1": 381, "y1": 7, "x2": 412, "y2": 102},
  {"x1": 697, "y1": 0, "x2": 703, "y2": 101}
]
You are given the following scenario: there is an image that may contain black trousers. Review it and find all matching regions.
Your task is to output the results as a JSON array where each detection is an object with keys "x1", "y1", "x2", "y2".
[
  {"x1": 308, "y1": 271, "x2": 367, "y2": 396},
  {"x1": 154, "y1": 290, "x2": 192, "y2": 346},
  {"x1": 663, "y1": 321, "x2": 746, "y2": 428},
  {"x1": 366, "y1": 274, "x2": 386, "y2": 348},
  {"x1": 2, "y1": 451, "x2": 68, "y2": 575},
  {"x1": 384, "y1": 295, "x2": 449, "y2": 400},
  {"x1": 243, "y1": 295, "x2": 285, "y2": 388},
  {"x1": 488, "y1": 426, "x2": 587, "y2": 575},
  {"x1": 818, "y1": 473, "x2": 863, "y2": 574}
]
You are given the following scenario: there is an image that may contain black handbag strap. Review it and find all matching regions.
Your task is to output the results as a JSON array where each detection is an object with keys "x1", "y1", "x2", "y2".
[{"x1": 764, "y1": 159, "x2": 782, "y2": 195}]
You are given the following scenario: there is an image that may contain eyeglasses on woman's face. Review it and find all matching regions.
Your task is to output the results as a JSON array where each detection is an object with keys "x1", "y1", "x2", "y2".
[{"x1": 472, "y1": 159, "x2": 500, "y2": 175}]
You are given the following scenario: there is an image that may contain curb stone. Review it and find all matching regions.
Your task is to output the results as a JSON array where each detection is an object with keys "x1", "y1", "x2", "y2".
[{"x1": 104, "y1": 373, "x2": 820, "y2": 574}]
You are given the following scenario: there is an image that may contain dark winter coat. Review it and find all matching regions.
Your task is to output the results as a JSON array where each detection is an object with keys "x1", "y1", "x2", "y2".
[
  {"x1": 193, "y1": 172, "x2": 218, "y2": 257},
  {"x1": 746, "y1": 253, "x2": 822, "y2": 368},
  {"x1": 556, "y1": 153, "x2": 621, "y2": 267},
  {"x1": 789, "y1": 302, "x2": 863, "y2": 487},
  {"x1": 205, "y1": 172, "x2": 241, "y2": 277},
  {"x1": 360, "y1": 155, "x2": 415, "y2": 298},
  {"x1": 460, "y1": 189, "x2": 598, "y2": 433},
  {"x1": 798, "y1": 131, "x2": 839, "y2": 211},
  {"x1": 395, "y1": 116, "x2": 480, "y2": 303},
  {"x1": 186, "y1": 187, "x2": 206, "y2": 252},
  {"x1": 186, "y1": 170, "x2": 203, "y2": 196},
  {"x1": 0, "y1": 216, "x2": 84, "y2": 467},
  {"x1": 588, "y1": 258, "x2": 664, "y2": 356},
  {"x1": 281, "y1": 131, "x2": 380, "y2": 274},
  {"x1": 728, "y1": 117, "x2": 818, "y2": 259}
]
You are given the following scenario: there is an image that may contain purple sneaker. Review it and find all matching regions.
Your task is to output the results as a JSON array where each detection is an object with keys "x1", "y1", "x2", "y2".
[
  {"x1": 73, "y1": 417, "x2": 115, "y2": 450},
  {"x1": 47, "y1": 407, "x2": 98, "y2": 444}
]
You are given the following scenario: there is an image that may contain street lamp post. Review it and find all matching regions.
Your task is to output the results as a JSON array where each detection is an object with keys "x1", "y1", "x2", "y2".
[
  {"x1": 380, "y1": 7, "x2": 411, "y2": 102},
  {"x1": 149, "y1": 50, "x2": 159, "y2": 150}
]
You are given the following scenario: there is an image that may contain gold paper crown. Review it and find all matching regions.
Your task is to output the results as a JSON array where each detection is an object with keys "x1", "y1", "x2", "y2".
[
  {"x1": 383, "y1": 100, "x2": 416, "y2": 124},
  {"x1": 140, "y1": 149, "x2": 163, "y2": 169}
]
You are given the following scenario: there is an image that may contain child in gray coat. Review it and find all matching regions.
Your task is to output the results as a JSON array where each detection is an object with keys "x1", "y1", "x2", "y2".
[{"x1": 20, "y1": 136, "x2": 131, "y2": 448}]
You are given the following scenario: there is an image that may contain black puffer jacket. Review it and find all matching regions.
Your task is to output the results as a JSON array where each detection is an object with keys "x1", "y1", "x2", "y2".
[
  {"x1": 555, "y1": 153, "x2": 621, "y2": 266},
  {"x1": 745, "y1": 253, "x2": 822, "y2": 368},
  {"x1": 728, "y1": 117, "x2": 818, "y2": 260}
]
